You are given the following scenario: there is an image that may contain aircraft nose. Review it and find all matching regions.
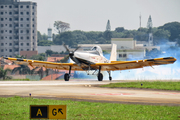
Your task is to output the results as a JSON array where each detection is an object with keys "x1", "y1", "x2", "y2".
[
  {"x1": 74, "y1": 51, "x2": 89, "y2": 60},
  {"x1": 69, "y1": 51, "x2": 74, "y2": 57}
]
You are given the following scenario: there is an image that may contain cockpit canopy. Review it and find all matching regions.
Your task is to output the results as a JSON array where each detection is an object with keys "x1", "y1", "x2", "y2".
[{"x1": 91, "y1": 46, "x2": 103, "y2": 55}]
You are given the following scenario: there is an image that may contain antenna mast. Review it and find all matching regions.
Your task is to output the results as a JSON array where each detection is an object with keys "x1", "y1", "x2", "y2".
[{"x1": 139, "y1": 13, "x2": 141, "y2": 32}]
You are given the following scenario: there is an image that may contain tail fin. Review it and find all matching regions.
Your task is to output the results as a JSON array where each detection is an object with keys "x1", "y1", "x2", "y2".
[{"x1": 110, "y1": 44, "x2": 117, "y2": 61}]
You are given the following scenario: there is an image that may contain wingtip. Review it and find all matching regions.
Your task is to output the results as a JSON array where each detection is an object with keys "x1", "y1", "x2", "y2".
[{"x1": 1, "y1": 56, "x2": 8, "y2": 59}]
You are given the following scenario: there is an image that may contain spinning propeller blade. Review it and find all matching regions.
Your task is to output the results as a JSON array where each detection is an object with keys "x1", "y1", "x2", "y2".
[{"x1": 63, "y1": 44, "x2": 81, "y2": 66}]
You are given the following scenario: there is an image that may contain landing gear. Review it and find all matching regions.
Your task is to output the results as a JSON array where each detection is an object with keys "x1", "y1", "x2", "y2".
[
  {"x1": 64, "y1": 73, "x2": 70, "y2": 81},
  {"x1": 64, "y1": 66, "x2": 71, "y2": 81},
  {"x1": 98, "y1": 73, "x2": 103, "y2": 81},
  {"x1": 97, "y1": 66, "x2": 103, "y2": 81},
  {"x1": 108, "y1": 71, "x2": 112, "y2": 81}
]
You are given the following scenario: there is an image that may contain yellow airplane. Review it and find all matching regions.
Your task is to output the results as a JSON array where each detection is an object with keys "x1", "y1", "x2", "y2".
[{"x1": 2, "y1": 44, "x2": 176, "y2": 81}]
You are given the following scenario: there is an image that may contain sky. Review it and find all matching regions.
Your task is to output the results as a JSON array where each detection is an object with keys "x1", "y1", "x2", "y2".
[{"x1": 21, "y1": 0, "x2": 180, "y2": 34}]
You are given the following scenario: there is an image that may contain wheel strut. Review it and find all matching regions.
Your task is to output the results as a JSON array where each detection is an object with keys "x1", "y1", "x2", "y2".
[
  {"x1": 97, "y1": 66, "x2": 103, "y2": 81},
  {"x1": 108, "y1": 71, "x2": 112, "y2": 81},
  {"x1": 64, "y1": 66, "x2": 71, "y2": 81}
]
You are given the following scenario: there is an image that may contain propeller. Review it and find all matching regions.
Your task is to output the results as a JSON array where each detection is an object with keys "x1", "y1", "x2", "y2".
[{"x1": 63, "y1": 43, "x2": 81, "y2": 66}]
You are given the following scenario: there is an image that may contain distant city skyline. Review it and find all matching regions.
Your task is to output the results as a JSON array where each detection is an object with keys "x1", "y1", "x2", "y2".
[{"x1": 21, "y1": 0, "x2": 180, "y2": 34}]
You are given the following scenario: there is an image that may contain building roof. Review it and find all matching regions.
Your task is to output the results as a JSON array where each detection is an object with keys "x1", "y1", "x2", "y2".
[
  {"x1": 111, "y1": 38, "x2": 134, "y2": 41},
  {"x1": 0, "y1": 58, "x2": 13, "y2": 65},
  {"x1": 20, "y1": 51, "x2": 38, "y2": 59},
  {"x1": 3, "y1": 65, "x2": 46, "y2": 71},
  {"x1": 47, "y1": 57, "x2": 64, "y2": 62},
  {"x1": 42, "y1": 74, "x2": 64, "y2": 80},
  {"x1": 4, "y1": 65, "x2": 20, "y2": 70}
]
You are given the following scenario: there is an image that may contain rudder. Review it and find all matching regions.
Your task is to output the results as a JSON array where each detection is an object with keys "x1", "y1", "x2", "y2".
[{"x1": 110, "y1": 44, "x2": 117, "y2": 61}]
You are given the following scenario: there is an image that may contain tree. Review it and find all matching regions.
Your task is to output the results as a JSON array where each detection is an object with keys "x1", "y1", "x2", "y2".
[
  {"x1": 115, "y1": 27, "x2": 125, "y2": 32},
  {"x1": 11, "y1": 65, "x2": 30, "y2": 75},
  {"x1": 45, "y1": 50, "x2": 53, "y2": 56},
  {"x1": 158, "y1": 22, "x2": 180, "y2": 41},
  {"x1": 103, "y1": 30, "x2": 112, "y2": 43},
  {"x1": 37, "y1": 31, "x2": 42, "y2": 42},
  {"x1": 30, "y1": 54, "x2": 45, "y2": 61},
  {"x1": 54, "y1": 21, "x2": 70, "y2": 34},
  {"x1": 106, "y1": 20, "x2": 111, "y2": 31},
  {"x1": 42, "y1": 33, "x2": 48, "y2": 40},
  {"x1": 0, "y1": 67, "x2": 12, "y2": 80},
  {"x1": 38, "y1": 40, "x2": 54, "y2": 46},
  {"x1": 37, "y1": 31, "x2": 48, "y2": 41},
  {"x1": 153, "y1": 29, "x2": 170, "y2": 45},
  {"x1": 30, "y1": 55, "x2": 45, "y2": 79},
  {"x1": 53, "y1": 31, "x2": 73, "y2": 47},
  {"x1": 15, "y1": 55, "x2": 26, "y2": 59},
  {"x1": 59, "y1": 55, "x2": 69, "y2": 63}
]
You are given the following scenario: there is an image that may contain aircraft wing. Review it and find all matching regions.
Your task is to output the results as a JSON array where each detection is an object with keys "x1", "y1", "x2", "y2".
[
  {"x1": 2, "y1": 57, "x2": 84, "y2": 71},
  {"x1": 91, "y1": 57, "x2": 176, "y2": 71},
  {"x1": 2, "y1": 57, "x2": 176, "y2": 72}
]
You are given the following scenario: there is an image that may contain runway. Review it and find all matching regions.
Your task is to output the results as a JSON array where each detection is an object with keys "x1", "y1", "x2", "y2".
[{"x1": 0, "y1": 80, "x2": 180, "y2": 106}]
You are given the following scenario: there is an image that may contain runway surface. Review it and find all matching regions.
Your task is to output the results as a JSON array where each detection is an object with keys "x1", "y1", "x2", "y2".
[{"x1": 0, "y1": 80, "x2": 180, "y2": 106}]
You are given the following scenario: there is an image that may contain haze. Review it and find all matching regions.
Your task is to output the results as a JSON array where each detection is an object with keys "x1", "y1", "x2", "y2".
[{"x1": 21, "y1": 0, "x2": 180, "y2": 34}]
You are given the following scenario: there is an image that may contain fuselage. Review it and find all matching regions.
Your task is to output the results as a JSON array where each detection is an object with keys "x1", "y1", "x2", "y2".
[
  {"x1": 74, "y1": 51, "x2": 109, "y2": 64},
  {"x1": 72, "y1": 45, "x2": 109, "y2": 66}
]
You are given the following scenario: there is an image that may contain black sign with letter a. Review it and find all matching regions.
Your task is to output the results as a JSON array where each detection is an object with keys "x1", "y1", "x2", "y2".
[{"x1": 30, "y1": 105, "x2": 48, "y2": 119}]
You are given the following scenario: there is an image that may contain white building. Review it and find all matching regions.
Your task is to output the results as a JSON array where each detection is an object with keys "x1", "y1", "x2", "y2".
[
  {"x1": 78, "y1": 44, "x2": 112, "y2": 51},
  {"x1": 117, "y1": 49, "x2": 145, "y2": 61},
  {"x1": 38, "y1": 45, "x2": 67, "y2": 54},
  {"x1": 47, "y1": 27, "x2": 52, "y2": 41},
  {"x1": 0, "y1": 0, "x2": 37, "y2": 57},
  {"x1": 111, "y1": 38, "x2": 146, "y2": 61}
]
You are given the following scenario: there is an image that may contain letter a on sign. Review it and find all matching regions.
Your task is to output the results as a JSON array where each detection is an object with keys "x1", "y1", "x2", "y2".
[
  {"x1": 36, "y1": 109, "x2": 42, "y2": 116},
  {"x1": 30, "y1": 105, "x2": 48, "y2": 119}
]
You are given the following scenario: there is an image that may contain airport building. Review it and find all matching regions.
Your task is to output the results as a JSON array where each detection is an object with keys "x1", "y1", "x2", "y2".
[
  {"x1": 111, "y1": 38, "x2": 160, "y2": 61},
  {"x1": 0, "y1": 0, "x2": 37, "y2": 57},
  {"x1": 38, "y1": 45, "x2": 67, "y2": 54}
]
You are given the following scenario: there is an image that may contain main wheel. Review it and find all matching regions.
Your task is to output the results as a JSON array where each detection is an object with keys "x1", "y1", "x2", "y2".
[
  {"x1": 64, "y1": 73, "x2": 69, "y2": 81},
  {"x1": 109, "y1": 77, "x2": 112, "y2": 81},
  {"x1": 97, "y1": 73, "x2": 103, "y2": 81}
]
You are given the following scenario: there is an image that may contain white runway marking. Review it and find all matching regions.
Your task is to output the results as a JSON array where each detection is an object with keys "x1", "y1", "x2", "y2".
[{"x1": 0, "y1": 81, "x2": 113, "y2": 86}]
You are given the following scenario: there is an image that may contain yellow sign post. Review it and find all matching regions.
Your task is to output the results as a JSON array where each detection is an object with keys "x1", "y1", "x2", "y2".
[{"x1": 30, "y1": 105, "x2": 67, "y2": 119}]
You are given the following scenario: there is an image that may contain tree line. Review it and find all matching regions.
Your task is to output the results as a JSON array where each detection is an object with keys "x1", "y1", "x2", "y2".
[{"x1": 38, "y1": 21, "x2": 180, "y2": 47}]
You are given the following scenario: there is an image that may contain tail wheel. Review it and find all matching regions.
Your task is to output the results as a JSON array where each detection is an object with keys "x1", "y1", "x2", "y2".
[
  {"x1": 97, "y1": 73, "x2": 103, "y2": 81},
  {"x1": 64, "y1": 73, "x2": 69, "y2": 81}
]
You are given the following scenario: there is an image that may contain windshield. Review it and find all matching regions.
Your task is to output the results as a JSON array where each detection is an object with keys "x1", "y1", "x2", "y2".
[
  {"x1": 92, "y1": 47, "x2": 97, "y2": 51},
  {"x1": 91, "y1": 46, "x2": 103, "y2": 55}
]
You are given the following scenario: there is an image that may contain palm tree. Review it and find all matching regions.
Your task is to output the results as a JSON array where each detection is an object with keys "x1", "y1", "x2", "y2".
[
  {"x1": 29, "y1": 67, "x2": 39, "y2": 75},
  {"x1": 0, "y1": 67, "x2": 12, "y2": 80},
  {"x1": 45, "y1": 69, "x2": 50, "y2": 76},
  {"x1": 11, "y1": 65, "x2": 30, "y2": 75}
]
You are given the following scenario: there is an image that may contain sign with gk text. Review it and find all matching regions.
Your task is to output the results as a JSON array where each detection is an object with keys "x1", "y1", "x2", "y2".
[{"x1": 30, "y1": 105, "x2": 67, "y2": 119}]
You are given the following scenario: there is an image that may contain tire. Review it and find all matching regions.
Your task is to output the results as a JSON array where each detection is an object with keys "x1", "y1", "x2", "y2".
[
  {"x1": 64, "y1": 73, "x2": 69, "y2": 81},
  {"x1": 109, "y1": 77, "x2": 112, "y2": 81},
  {"x1": 97, "y1": 73, "x2": 103, "y2": 81}
]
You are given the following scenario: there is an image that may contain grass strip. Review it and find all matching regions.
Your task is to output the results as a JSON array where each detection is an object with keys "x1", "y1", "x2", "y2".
[
  {"x1": 0, "y1": 96, "x2": 180, "y2": 120},
  {"x1": 101, "y1": 81, "x2": 180, "y2": 91}
]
